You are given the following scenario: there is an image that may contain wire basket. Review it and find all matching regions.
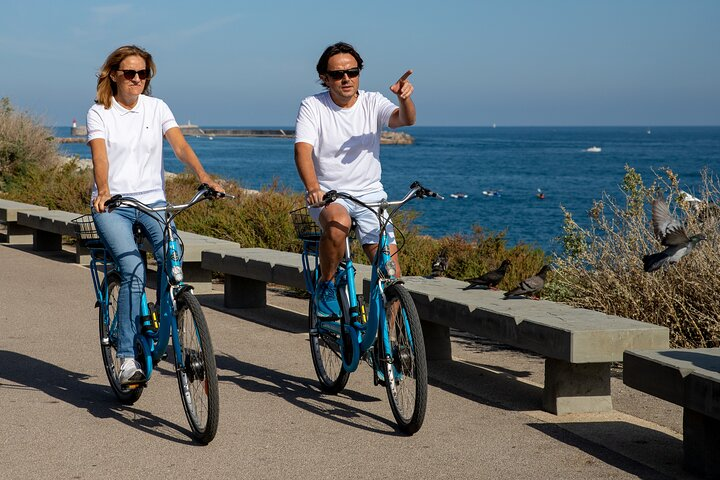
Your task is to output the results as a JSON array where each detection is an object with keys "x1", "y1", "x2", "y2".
[
  {"x1": 72, "y1": 214, "x2": 102, "y2": 247},
  {"x1": 290, "y1": 207, "x2": 321, "y2": 241}
]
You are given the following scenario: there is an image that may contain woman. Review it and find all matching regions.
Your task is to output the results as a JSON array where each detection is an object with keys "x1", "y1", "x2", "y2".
[{"x1": 88, "y1": 45, "x2": 223, "y2": 385}]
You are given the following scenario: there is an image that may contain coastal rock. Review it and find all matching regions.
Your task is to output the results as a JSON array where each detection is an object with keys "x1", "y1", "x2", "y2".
[{"x1": 381, "y1": 131, "x2": 414, "y2": 145}]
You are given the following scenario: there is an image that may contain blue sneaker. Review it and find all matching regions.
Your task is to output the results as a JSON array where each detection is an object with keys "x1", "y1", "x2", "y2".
[{"x1": 315, "y1": 280, "x2": 341, "y2": 318}]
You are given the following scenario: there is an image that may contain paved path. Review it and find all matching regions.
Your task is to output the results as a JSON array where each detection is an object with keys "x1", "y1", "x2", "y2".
[{"x1": 0, "y1": 244, "x2": 694, "y2": 479}]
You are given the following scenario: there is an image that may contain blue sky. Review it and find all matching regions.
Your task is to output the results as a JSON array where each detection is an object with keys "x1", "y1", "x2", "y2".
[{"x1": 2, "y1": 0, "x2": 718, "y2": 127}]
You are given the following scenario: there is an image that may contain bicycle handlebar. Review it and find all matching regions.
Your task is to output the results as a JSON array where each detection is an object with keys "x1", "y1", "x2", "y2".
[
  {"x1": 104, "y1": 184, "x2": 233, "y2": 214},
  {"x1": 309, "y1": 181, "x2": 444, "y2": 209}
]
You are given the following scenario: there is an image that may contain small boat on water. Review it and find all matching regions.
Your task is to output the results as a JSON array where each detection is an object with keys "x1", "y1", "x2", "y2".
[
  {"x1": 482, "y1": 190, "x2": 501, "y2": 197},
  {"x1": 585, "y1": 146, "x2": 602, "y2": 153},
  {"x1": 450, "y1": 193, "x2": 468, "y2": 199}
]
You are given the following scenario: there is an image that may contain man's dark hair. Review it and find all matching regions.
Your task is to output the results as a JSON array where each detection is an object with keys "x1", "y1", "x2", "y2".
[{"x1": 316, "y1": 42, "x2": 364, "y2": 88}]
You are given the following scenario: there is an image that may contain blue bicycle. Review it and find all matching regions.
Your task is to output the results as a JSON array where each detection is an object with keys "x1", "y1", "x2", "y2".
[
  {"x1": 292, "y1": 181, "x2": 442, "y2": 434},
  {"x1": 73, "y1": 184, "x2": 231, "y2": 444}
]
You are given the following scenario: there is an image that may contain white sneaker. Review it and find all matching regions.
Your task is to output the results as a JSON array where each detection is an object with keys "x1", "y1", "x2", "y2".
[{"x1": 119, "y1": 358, "x2": 146, "y2": 386}]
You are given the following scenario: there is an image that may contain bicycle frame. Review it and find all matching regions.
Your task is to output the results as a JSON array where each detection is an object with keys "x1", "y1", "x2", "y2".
[
  {"x1": 92, "y1": 186, "x2": 231, "y2": 380},
  {"x1": 304, "y1": 183, "x2": 440, "y2": 373}
]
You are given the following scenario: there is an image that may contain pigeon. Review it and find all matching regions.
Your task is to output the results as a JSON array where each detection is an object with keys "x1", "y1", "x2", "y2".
[
  {"x1": 463, "y1": 259, "x2": 511, "y2": 290},
  {"x1": 503, "y1": 265, "x2": 550, "y2": 299},
  {"x1": 431, "y1": 251, "x2": 449, "y2": 277},
  {"x1": 680, "y1": 190, "x2": 720, "y2": 224},
  {"x1": 642, "y1": 194, "x2": 706, "y2": 273}
]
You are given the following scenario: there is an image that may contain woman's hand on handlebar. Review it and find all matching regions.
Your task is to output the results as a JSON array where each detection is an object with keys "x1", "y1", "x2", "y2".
[{"x1": 93, "y1": 191, "x2": 113, "y2": 213}]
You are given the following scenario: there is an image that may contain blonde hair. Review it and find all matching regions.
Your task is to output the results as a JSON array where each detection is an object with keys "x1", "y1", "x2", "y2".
[{"x1": 95, "y1": 45, "x2": 156, "y2": 109}]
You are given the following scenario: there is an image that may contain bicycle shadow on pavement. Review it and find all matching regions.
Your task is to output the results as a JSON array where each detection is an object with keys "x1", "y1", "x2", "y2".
[
  {"x1": 427, "y1": 358, "x2": 544, "y2": 412},
  {"x1": 0, "y1": 350, "x2": 196, "y2": 445},
  {"x1": 215, "y1": 352, "x2": 405, "y2": 436}
]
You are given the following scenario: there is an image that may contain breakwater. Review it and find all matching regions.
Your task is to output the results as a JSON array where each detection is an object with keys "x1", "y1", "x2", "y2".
[{"x1": 65, "y1": 124, "x2": 413, "y2": 144}]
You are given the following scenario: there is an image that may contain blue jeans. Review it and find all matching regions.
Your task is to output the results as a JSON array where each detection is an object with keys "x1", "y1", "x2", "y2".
[{"x1": 92, "y1": 203, "x2": 180, "y2": 359}]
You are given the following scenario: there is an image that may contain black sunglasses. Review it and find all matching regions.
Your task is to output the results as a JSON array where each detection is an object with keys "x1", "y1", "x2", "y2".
[
  {"x1": 326, "y1": 68, "x2": 360, "y2": 80},
  {"x1": 116, "y1": 69, "x2": 150, "y2": 81}
]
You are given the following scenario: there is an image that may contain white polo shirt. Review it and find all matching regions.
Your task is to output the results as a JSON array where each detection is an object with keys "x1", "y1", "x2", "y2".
[
  {"x1": 295, "y1": 90, "x2": 398, "y2": 197},
  {"x1": 87, "y1": 94, "x2": 178, "y2": 204}
]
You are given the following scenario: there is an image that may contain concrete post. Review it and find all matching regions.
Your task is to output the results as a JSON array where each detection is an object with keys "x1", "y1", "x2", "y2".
[
  {"x1": 683, "y1": 408, "x2": 720, "y2": 477},
  {"x1": 0, "y1": 224, "x2": 35, "y2": 244},
  {"x1": 34, "y1": 231, "x2": 62, "y2": 251},
  {"x1": 420, "y1": 320, "x2": 452, "y2": 360},
  {"x1": 542, "y1": 358, "x2": 612, "y2": 414},
  {"x1": 181, "y1": 262, "x2": 213, "y2": 293},
  {"x1": 225, "y1": 274, "x2": 266, "y2": 308}
]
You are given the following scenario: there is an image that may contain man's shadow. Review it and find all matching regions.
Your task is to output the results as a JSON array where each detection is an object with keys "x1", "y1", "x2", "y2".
[
  {"x1": 216, "y1": 352, "x2": 402, "y2": 435},
  {"x1": 0, "y1": 350, "x2": 196, "y2": 444}
]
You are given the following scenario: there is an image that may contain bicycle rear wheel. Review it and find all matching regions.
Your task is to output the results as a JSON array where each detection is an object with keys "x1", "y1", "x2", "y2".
[
  {"x1": 175, "y1": 291, "x2": 220, "y2": 444},
  {"x1": 382, "y1": 284, "x2": 427, "y2": 434},
  {"x1": 99, "y1": 272, "x2": 143, "y2": 404},
  {"x1": 309, "y1": 296, "x2": 350, "y2": 394}
]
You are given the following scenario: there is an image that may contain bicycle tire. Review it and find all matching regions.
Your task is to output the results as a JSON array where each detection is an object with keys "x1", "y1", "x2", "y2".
[
  {"x1": 309, "y1": 295, "x2": 350, "y2": 394},
  {"x1": 175, "y1": 291, "x2": 220, "y2": 444},
  {"x1": 98, "y1": 272, "x2": 143, "y2": 404},
  {"x1": 382, "y1": 283, "x2": 428, "y2": 434}
]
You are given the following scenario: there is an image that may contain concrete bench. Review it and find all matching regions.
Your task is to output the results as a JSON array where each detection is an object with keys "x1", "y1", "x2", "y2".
[
  {"x1": 201, "y1": 247, "x2": 669, "y2": 415},
  {"x1": 140, "y1": 232, "x2": 238, "y2": 289},
  {"x1": 396, "y1": 276, "x2": 669, "y2": 414},
  {"x1": 15, "y1": 207, "x2": 232, "y2": 284},
  {"x1": 201, "y1": 247, "x2": 371, "y2": 309},
  {"x1": 623, "y1": 348, "x2": 720, "y2": 478},
  {"x1": 0, "y1": 199, "x2": 49, "y2": 244},
  {"x1": 16, "y1": 209, "x2": 87, "y2": 262}
]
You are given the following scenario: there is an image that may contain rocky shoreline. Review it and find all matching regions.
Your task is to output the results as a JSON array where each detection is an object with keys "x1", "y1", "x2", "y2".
[{"x1": 380, "y1": 131, "x2": 414, "y2": 144}]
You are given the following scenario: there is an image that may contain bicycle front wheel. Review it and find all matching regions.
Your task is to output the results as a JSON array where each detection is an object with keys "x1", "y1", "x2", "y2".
[
  {"x1": 309, "y1": 297, "x2": 350, "y2": 394},
  {"x1": 175, "y1": 291, "x2": 219, "y2": 444},
  {"x1": 382, "y1": 284, "x2": 428, "y2": 435},
  {"x1": 99, "y1": 272, "x2": 143, "y2": 404}
]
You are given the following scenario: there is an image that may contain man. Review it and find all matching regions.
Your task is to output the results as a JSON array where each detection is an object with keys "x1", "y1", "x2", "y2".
[{"x1": 294, "y1": 41, "x2": 416, "y2": 318}]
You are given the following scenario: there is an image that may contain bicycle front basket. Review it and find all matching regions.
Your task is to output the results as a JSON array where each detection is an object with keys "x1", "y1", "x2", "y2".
[
  {"x1": 290, "y1": 207, "x2": 321, "y2": 241},
  {"x1": 72, "y1": 214, "x2": 101, "y2": 247}
]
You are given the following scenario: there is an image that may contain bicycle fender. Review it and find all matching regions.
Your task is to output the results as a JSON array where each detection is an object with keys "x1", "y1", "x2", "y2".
[{"x1": 341, "y1": 324, "x2": 361, "y2": 373}]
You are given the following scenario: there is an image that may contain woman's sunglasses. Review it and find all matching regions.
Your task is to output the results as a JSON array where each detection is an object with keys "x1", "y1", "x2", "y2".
[
  {"x1": 116, "y1": 69, "x2": 150, "y2": 81},
  {"x1": 326, "y1": 68, "x2": 360, "y2": 80}
]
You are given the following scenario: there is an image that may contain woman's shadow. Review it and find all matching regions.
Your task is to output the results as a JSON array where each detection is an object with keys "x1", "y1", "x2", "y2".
[{"x1": 0, "y1": 349, "x2": 196, "y2": 444}]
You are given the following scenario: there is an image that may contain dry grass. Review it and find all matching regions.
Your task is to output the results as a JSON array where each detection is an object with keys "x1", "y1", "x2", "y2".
[
  {"x1": 546, "y1": 166, "x2": 720, "y2": 347},
  {"x1": 0, "y1": 98, "x2": 62, "y2": 190}
]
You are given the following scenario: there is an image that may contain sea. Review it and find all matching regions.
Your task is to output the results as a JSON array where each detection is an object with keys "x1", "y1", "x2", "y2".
[{"x1": 54, "y1": 126, "x2": 720, "y2": 254}]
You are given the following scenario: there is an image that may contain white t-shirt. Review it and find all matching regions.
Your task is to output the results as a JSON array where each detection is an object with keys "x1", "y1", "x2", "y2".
[
  {"x1": 294, "y1": 90, "x2": 398, "y2": 196},
  {"x1": 87, "y1": 94, "x2": 178, "y2": 204}
]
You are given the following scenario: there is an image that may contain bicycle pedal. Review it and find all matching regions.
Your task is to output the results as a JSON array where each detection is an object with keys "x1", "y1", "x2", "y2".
[{"x1": 374, "y1": 370, "x2": 386, "y2": 387}]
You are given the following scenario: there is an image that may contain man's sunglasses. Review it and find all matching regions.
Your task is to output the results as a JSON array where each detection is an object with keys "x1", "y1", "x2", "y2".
[
  {"x1": 116, "y1": 69, "x2": 150, "y2": 80},
  {"x1": 326, "y1": 68, "x2": 360, "y2": 80}
]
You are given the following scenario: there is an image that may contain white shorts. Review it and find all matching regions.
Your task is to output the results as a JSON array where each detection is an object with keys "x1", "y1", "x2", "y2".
[{"x1": 309, "y1": 190, "x2": 396, "y2": 245}]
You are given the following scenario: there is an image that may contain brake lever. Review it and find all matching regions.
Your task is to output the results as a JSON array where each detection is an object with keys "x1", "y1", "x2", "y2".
[
  {"x1": 103, "y1": 194, "x2": 123, "y2": 213},
  {"x1": 309, "y1": 190, "x2": 337, "y2": 208}
]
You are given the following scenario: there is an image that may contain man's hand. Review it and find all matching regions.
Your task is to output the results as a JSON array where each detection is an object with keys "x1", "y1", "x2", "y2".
[
  {"x1": 306, "y1": 188, "x2": 325, "y2": 206},
  {"x1": 201, "y1": 176, "x2": 225, "y2": 194},
  {"x1": 390, "y1": 70, "x2": 414, "y2": 100}
]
